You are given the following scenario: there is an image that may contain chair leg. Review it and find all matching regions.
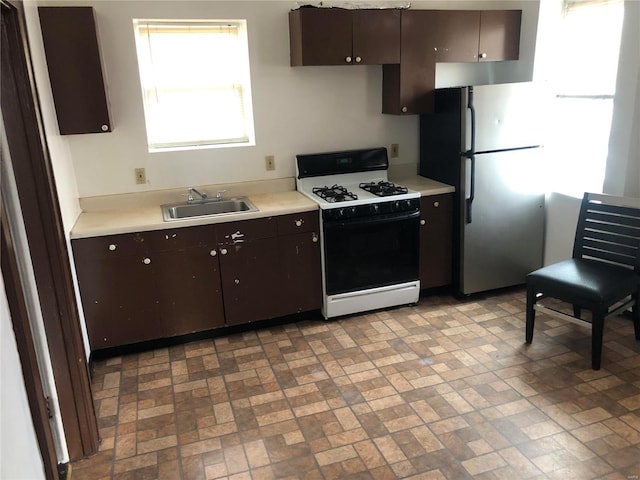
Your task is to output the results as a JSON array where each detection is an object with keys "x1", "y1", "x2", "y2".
[
  {"x1": 525, "y1": 287, "x2": 536, "y2": 344},
  {"x1": 592, "y1": 311, "x2": 605, "y2": 370},
  {"x1": 573, "y1": 305, "x2": 581, "y2": 319},
  {"x1": 633, "y1": 290, "x2": 640, "y2": 341}
]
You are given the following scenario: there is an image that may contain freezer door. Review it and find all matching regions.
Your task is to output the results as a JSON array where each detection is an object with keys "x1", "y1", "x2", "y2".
[
  {"x1": 471, "y1": 83, "x2": 545, "y2": 152},
  {"x1": 460, "y1": 148, "x2": 544, "y2": 295}
]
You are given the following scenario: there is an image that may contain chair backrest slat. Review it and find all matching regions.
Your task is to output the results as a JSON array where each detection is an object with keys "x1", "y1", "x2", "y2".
[
  {"x1": 573, "y1": 193, "x2": 640, "y2": 270},
  {"x1": 582, "y1": 240, "x2": 637, "y2": 267},
  {"x1": 583, "y1": 228, "x2": 639, "y2": 247},
  {"x1": 584, "y1": 219, "x2": 640, "y2": 240}
]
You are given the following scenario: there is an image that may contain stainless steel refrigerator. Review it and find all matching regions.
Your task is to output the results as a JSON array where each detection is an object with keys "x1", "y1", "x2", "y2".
[{"x1": 420, "y1": 82, "x2": 545, "y2": 296}]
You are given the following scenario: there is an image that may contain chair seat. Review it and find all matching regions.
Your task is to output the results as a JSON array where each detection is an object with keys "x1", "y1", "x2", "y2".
[{"x1": 527, "y1": 258, "x2": 640, "y2": 306}]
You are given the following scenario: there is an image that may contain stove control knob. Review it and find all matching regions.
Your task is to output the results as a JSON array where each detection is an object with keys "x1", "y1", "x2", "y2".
[
  {"x1": 348, "y1": 206, "x2": 357, "y2": 217},
  {"x1": 370, "y1": 204, "x2": 379, "y2": 214},
  {"x1": 393, "y1": 200, "x2": 402, "y2": 211}
]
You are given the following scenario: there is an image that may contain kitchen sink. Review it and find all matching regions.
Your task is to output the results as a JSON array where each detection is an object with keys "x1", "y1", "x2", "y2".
[{"x1": 161, "y1": 197, "x2": 258, "y2": 221}]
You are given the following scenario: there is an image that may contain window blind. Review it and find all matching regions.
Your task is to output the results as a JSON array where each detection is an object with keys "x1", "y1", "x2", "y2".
[{"x1": 133, "y1": 20, "x2": 254, "y2": 150}]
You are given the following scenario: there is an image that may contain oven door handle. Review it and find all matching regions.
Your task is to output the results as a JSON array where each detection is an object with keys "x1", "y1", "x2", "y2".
[{"x1": 323, "y1": 210, "x2": 420, "y2": 229}]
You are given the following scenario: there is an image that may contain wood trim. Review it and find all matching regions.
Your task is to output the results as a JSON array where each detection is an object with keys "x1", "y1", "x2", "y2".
[
  {"x1": 1, "y1": 0, "x2": 98, "y2": 460},
  {"x1": 1, "y1": 197, "x2": 58, "y2": 479}
]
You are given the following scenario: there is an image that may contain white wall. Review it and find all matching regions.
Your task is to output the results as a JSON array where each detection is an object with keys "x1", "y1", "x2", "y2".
[
  {"x1": 32, "y1": 0, "x2": 538, "y2": 199},
  {"x1": 0, "y1": 275, "x2": 46, "y2": 480}
]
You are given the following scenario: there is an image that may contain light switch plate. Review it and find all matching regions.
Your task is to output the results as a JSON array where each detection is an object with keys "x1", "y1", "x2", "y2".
[
  {"x1": 135, "y1": 168, "x2": 146, "y2": 184},
  {"x1": 265, "y1": 155, "x2": 275, "y2": 171}
]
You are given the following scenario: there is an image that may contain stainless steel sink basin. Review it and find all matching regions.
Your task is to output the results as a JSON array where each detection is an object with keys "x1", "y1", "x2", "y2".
[{"x1": 161, "y1": 198, "x2": 258, "y2": 221}]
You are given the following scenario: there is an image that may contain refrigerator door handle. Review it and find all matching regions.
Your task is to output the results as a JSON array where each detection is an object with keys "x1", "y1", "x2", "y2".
[
  {"x1": 466, "y1": 154, "x2": 475, "y2": 223},
  {"x1": 464, "y1": 87, "x2": 476, "y2": 224}
]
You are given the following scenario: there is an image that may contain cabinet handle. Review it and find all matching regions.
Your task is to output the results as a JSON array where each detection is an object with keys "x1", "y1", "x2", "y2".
[
  {"x1": 434, "y1": 201, "x2": 440, "y2": 207},
  {"x1": 210, "y1": 249, "x2": 217, "y2": 257},
  {"x1": 220, "y1": 248, "x2": 228, "y2": 255},
  {"x1": 345, "y1": 56, "x2": 352, "y2": 63},
  {"x1": 312, "y1": 233, "x2": 318, "y2": 243},
  {"x1": 355, "y1": 56, "x2": 362, "y2": 63},
  {"x1": 108, "y1": 244, "x2": 117, "y2": 251},
  {"x1": 295, "y1": 219, "x2": 304, "y2": 227},
  {"x1": 234, "y1": 279, "x2": 240, "y2": 285},
  {"x1": 101, "y1": 124, "x2": 109, "y2": 132},
  {"x1": 479, "y1": 53, "x2": 487, "y2": 59},
  {"x1": 142, "y1": 257, "x2": 151, "y2": 265},
  {"x1": 401, "y1": 106, "x2": 408, "y2": 113},
  {"x1": 420, "y1": 219, "x2": 426, "y2": 226}
]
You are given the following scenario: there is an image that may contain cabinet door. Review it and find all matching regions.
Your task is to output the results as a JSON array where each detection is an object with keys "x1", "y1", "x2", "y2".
[
  {"x1": 219, "y1": 238, "x2": 281, "y2": 326},
  {"x1": 352, "y1": 9, "x2": 400, "y2": 65},
  {"x1": 277, "y1": 212, "x2": 322, "y2": 315},
  {"x1": 278, "y1": 232, "x2": 322, "y2": 315},
  {"x1": 433, "y1": 11, "x2": 480, "y2": 63},
  {"x1": 289, "y1": 8, "x2": 352, "y2": 66},
  {"x1": 419, "y1": 194, "x2": 453, "y2": 289},
  {"x1": 479, "y1": 10, "x2": 521, "y2": 62},
  {"x1": 383, "y1": 10, "x2": 437, "y2": 115},
  {"x1": 38, "y1": 7, "x2": 111, "y2": 134},
  {"x1": 74, "y1": 250, "x2": 158, "y2": 349},
  {"x1": 154, "y1": 247, "x2": 225, "y2": 337}
]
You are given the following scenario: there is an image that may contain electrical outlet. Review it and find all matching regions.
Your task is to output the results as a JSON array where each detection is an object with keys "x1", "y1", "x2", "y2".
[
  {"x1": 134, "y1": 168, "x2": 146, "y2": 184},
  {"x1": 265, "y1": 155, "x2": 275, "y2": 171},
  {"x1": 390, "y1": 144, "x2": 399, "y2": 158}
]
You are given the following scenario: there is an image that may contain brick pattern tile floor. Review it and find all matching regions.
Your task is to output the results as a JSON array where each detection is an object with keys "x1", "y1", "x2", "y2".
[{"x1": 71, "y1": 289, "x2": 640, "y2": 479}]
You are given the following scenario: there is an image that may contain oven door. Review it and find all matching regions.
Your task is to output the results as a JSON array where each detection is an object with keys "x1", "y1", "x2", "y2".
[{"x1": 323, "y1": 210, "x2": 420, "y2": 295}]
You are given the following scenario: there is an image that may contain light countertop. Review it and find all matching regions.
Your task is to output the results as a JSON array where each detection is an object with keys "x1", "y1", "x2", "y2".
[{"x1": 70, "y1": 176, "x2": 454, "y2": 239}]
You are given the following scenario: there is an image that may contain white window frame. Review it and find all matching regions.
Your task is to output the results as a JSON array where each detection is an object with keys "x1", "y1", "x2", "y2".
[{"x1": 132, "y1": 19, "x2": 255, "y2": 152}]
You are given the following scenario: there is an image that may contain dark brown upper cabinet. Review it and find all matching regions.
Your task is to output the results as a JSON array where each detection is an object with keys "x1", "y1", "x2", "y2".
[
  {"x1": 382, "y1": 9, "x2": 521, "y2": 115},
  {"x1": 382, "y1": 10, "x2": 437, "y2": 115},
  {"x1": 430, "y1": 11, "x2": 481, "y2": 63},
  {"x1": 432, "y1": 10, "x2": 521, "y2": 63},
  {"x1": 289, "y1": 7, "x2": 400, "y2": 66},
  {"x1": 38, "y1": 7, "x2": 111, "y2": 135},
  {"x1": 478, "y1": 10, "x2": 522, "y2": 62}
]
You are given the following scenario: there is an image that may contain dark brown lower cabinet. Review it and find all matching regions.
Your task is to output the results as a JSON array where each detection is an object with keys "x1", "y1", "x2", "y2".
[
  {"x1": 73, "y1": 227, "x2": 223, "y2": 349},
  {"x1": 72, "y1": 211, "x2": 323, "y2": 350},
  {"x1": 420, "y1": 194, "x2": 453, "y2": 289},
  {"x1": 75, "y1": 252, "x2": 158, "y2": 349},
  {"x1": 154, "y1": 246, "x2": 224, "y2": 336},
  {"x1": 278, "y1": 230, "x2": 322, "y2": 315},
  {"x1": 219, "y1": 237, "x2": 281, "y2": 326}
]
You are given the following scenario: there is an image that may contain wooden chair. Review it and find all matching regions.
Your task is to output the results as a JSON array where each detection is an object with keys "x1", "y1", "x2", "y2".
[{"x1": 526, "y1": 192, "x2": 640, "y2": 370}]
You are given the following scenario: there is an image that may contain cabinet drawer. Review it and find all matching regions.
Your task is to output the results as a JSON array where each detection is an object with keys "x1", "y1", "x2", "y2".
[
  {"x1": 420, "y1": 194, "x2": 452, "y2": 218},
  {"x1": 276, "y1": 211, "x2": 320, "y2": 235},
  {"x1": 217, "y1": 217, "x2": 277, "y2": 244},
  {"x1": 146, "y1": 224, "x2": 217, "y2": 252},
  {"x1": 72, "y1": 232, "x2": 148, "y2": 259}
]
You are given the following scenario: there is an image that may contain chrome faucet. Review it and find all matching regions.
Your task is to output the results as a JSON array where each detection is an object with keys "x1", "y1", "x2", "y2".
[
  {"x1": 187, "y1": 187, "x2": 208, "y2": 202},
  {"x1": 214, "y1": 190, "x2": 227, "y2": 201}
]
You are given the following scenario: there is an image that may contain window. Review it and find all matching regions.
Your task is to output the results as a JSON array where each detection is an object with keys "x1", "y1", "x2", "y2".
[
  {"x1": 132, "y1": 19, "x2": 255, "y2": 151},
  {"x1": 545, "y1": 0, "x2": 623, "y2": 196}
]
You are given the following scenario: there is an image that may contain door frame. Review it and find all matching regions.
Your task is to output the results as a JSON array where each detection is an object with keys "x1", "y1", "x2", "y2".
[{"x1": 1, "y1": 0, "x2": 98, "y2": 461}]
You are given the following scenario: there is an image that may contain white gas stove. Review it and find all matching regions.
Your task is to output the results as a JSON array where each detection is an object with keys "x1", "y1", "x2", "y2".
[{"x1": 295, "y1": 147, "x2": 421, "y2": 319}]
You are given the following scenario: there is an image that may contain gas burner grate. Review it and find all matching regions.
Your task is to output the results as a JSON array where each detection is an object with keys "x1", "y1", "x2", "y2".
[
  {"x1": 359, "y1": 181, "x2": 409, "y2": 197},
  {"x1": 312, "y1": 184, "x2": 358, "y2": 203}
]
